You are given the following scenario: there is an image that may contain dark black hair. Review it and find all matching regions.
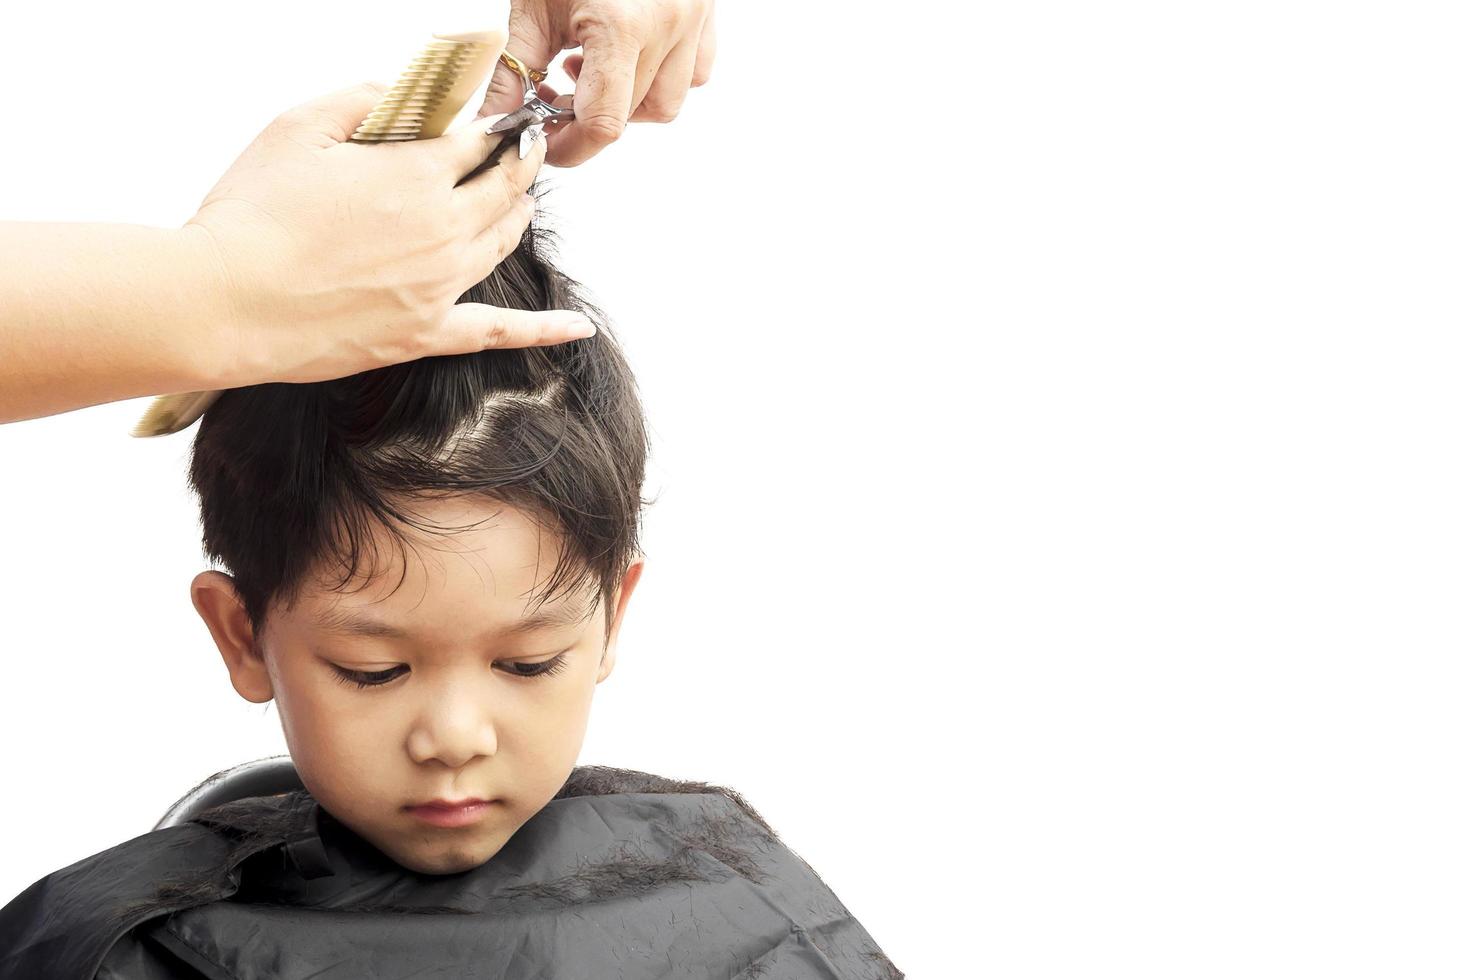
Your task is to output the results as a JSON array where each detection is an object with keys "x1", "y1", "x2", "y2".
[{"x1": 187, "y1": 194, "x2": 650, "y2": 643}]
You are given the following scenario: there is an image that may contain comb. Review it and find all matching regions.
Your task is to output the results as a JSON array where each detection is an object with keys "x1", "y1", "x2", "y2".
[{"x1": 131, "y1": 28, "x2": 508, "y2": 438}]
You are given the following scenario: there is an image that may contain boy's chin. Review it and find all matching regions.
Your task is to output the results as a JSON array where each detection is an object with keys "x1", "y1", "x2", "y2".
[{"x1": 384, "y1": 837, "x2": 500, "y2": 876}]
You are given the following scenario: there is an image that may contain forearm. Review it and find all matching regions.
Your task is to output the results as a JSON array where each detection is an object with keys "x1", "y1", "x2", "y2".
[{"x1": 0, "y1": 221, "x2": 233, "y2": 424}]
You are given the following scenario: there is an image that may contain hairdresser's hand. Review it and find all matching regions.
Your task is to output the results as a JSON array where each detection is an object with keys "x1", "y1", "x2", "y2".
[
  {"x1": 184, "y1": 81, "x2": 596, "y2": 388},
  {"x1": 479, "y1": 0, "x2": 716, "y2": 167}
]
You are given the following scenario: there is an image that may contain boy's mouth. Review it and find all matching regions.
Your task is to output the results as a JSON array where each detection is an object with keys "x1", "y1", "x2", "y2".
[{"x1": 404, "y1": 799, "x2": 498, "y2": 828}]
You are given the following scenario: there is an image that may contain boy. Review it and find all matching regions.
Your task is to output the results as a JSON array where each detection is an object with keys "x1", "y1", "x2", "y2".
[{"x1": 0, "y1": 219, "x2": 903, "y2": 980}]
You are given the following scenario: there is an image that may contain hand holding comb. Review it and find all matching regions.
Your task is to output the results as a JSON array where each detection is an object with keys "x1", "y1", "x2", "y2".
[{"x1": 133, "y1": 29, "x2": 543, "y2": 438}]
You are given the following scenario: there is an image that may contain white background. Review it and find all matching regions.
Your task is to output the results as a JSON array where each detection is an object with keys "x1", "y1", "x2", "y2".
[{"x1": 3, "y1": 1, "x2": 1469, "y2": 977}]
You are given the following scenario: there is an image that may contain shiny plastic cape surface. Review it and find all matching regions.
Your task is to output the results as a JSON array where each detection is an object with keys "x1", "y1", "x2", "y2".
[{"x1": 0, "y1": 766, "x2": 903, "y2": 979}]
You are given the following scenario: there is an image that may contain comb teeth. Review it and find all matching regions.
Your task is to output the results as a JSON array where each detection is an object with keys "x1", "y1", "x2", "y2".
[
  {"x1": 129, "y1": 390, "x2": 221, "y2": 437},
  {"x1": 352, "y1": 35, "x2": 500, "y2": 143},
  {"x1": 131, "y1": 29, "x2": 506, "y2": 438}
]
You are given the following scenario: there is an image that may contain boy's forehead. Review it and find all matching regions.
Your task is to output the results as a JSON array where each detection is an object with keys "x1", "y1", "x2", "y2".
[
  {"x1": 309, "y1": 501, "x2": 576, "y2": 598},
  {"x1": 301, "y1": 591, "x2": 597, "y2": 641},
  {"x1": 294, "y1": 545, "x2": 597, "y2": 630},
  {"x1": 275, "y1": 498, "x2": 599, "y2": 639}
]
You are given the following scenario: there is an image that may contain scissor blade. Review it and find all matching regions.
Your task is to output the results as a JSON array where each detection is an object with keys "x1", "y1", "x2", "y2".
[
  {"x1": 519, "y1": 125, "x2": 541, "y2": 159},
  {"x1": 486, "y1": 106, "x2": 540, "y2": 133}
]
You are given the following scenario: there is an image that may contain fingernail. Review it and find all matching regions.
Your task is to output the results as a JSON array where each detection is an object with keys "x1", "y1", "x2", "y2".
[{"x1": 555, "y1": 313, "x2": 596, "y2": 336}]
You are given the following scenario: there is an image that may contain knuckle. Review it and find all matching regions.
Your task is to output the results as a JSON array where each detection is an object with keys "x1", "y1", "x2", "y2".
[
  {"x1": 491, "y1": 167, "x2": 525, "y2": 213},
  {"x1": 487, "y1": 73, "x2": 520, "y2": 98},
  {"x1": 572, "y1": 4, "x2": 639, "y2": 39},
  {"x1": 653, "y1": 2, "x2": 683, "y2": 36},
  {"x1": 270, "y1": 108, "x2": 308, "y2": 133},
  {"x1": 495, "y1": 217, "x2": 528, "y2": 259},
  {"x1": 640, "y1": 99, "x2": 683, "y2": 123},
  {"x1": 486, "y1": 211, "x2": 530, "y2": 258},
  {"x1": 407, "y1": 288, "x2": 444, "y2": 327},
  {"x1": 483, "y1": 317, "x2": 511, "y2": 348},
  {"x1": 469, "y1": 228, "x2": 513, "y2": 285},
  {"x1": 578, "y1": 113, "x2": 628, "y2": 146}
]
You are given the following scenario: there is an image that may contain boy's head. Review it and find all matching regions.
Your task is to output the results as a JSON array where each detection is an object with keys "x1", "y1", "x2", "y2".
[{"x1": 185, "y1": 220, "x2": 649, "y2": 875}]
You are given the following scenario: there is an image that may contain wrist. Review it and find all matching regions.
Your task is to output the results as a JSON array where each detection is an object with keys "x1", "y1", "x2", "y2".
[{"x1": 176, "y1": 218, "x2": 260, "y2": 391}]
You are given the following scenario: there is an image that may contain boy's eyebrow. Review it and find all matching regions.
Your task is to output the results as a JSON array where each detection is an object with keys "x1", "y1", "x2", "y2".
[{"x1": 309, "y1": 599, "x2": 594, "y2": 639}]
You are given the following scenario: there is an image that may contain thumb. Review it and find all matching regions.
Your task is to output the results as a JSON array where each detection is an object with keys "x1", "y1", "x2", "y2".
[
  {"x1": 434, "y1": 304, "x2": 597, "y2": 355},
  {"x1": 278, "y1": 79, "x2": 393, "y2": 145},
  {"x1": 478, "y1": 15, "x2": 558, "y2": 119}
]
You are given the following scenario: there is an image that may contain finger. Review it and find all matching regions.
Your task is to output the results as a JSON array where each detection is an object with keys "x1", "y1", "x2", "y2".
[
  {"x1": 469, "y1": 190, "x2": 536, "y2": 264},
  {"x1": 435, "y1": 304, "x2": 598, "y2": 355},
  {"x1": 547, "y1": 27, "x2": 649, "y2": 167},
  {"x1": 531, "y1": 81, "x2": 565, "y2": 108},
  {"x1": 442, "y1": 106, "x2": 548, "y2": 187},
  {"x1": 691, "y1": 7, "x2": 717, "y2": 86},
  {"x1": 278, "y1": 79, "x2": 393, "y2": 146},
  {"x1": 563, "y1": 54, "x2": 584, "y2": 83},
  {"x1": 478, "y1": 11, "x2": 558, "y2": 120},
  {"x1": 629, "y1": 33, "x2": 700, "y2": 123},
  {"x1": 457, "y1": 124, "x2": 547, "y2": 216}
]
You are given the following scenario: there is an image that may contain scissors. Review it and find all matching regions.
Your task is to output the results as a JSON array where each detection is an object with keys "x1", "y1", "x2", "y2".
[{"x1": 485, "y1": 52, "x2": 575, "y2": 159}]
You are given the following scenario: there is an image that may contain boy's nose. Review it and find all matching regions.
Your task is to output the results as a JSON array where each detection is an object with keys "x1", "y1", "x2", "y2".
[{"x1": 405, "y1": 687, "x2": 500, "y2": 768}]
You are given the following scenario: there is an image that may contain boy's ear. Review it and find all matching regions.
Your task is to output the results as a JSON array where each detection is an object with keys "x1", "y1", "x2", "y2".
[
  {"x1": 191, "y1": 571, "x2": 274, "y2": 703},
  {"x1": 596, "y1": 558, "x2": 645, "y2": 685}
]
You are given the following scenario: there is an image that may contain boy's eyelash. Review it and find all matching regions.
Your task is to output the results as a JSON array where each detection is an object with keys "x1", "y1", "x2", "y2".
[{"x1": 330, "y1": 652, "x2": 570, "y2": 690}]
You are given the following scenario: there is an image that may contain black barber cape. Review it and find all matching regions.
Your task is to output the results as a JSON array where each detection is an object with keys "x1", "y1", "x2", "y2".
[{"x1": 0, "y1": 766, "x2": 903, "y2": 979}]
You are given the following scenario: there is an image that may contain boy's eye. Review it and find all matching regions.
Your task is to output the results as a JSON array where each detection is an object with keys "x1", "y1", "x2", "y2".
[
  {"x1": 329, "y1": 652, "x2": 569, "y2": 690},
  {"x1": 331, "y1": 665, "x2": 407, "y2": 689},
  {"x1": 501, "y1": 652, "x2": 570, "y2": 679}
]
